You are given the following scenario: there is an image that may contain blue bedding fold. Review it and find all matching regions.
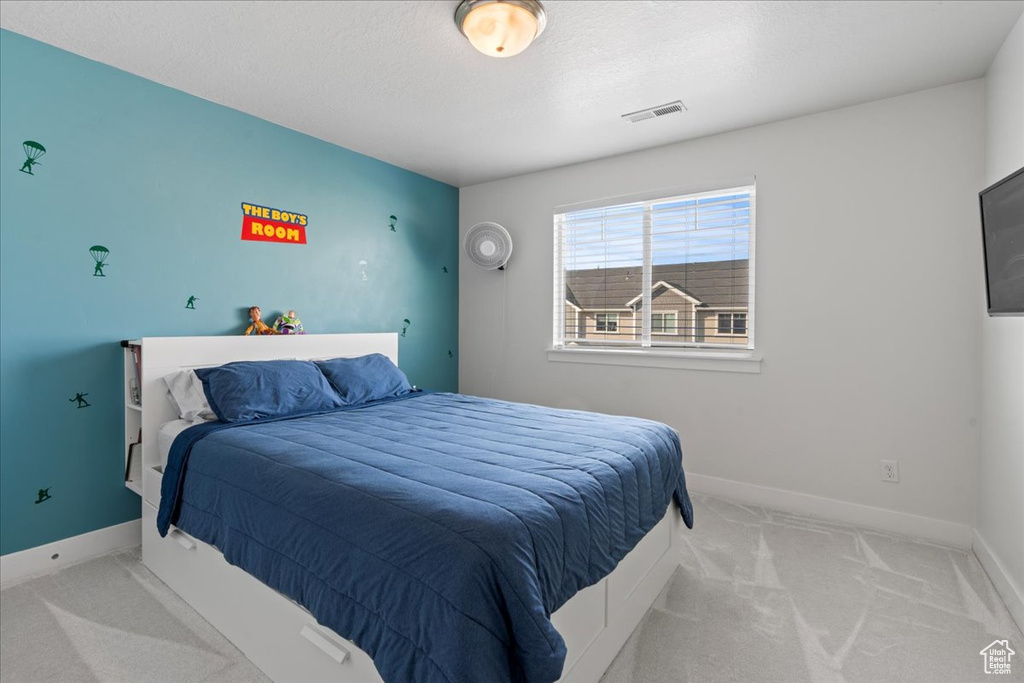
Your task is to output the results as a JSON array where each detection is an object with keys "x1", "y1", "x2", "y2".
[{"x1": 158, "y1": 392, "x2": 693, "y2": 683}]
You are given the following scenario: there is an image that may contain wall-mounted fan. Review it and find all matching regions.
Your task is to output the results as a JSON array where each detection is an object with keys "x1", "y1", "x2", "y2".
[{"x1": 464, "y1": 222, "x2": 513, "y2": 270}]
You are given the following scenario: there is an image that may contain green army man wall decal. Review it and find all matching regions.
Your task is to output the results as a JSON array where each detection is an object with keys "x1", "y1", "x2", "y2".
[
  {"x1": 19, "y1": 140, "x2": 45, "y2": 175},
  {"x1": 90, "y1": 246, "x2": 109, "y2": 277}
]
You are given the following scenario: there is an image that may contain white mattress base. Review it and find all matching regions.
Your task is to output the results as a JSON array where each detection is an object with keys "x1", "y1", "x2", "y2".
[{"x1": 142, "y1": 499, "x2": 682, "y2": 683}]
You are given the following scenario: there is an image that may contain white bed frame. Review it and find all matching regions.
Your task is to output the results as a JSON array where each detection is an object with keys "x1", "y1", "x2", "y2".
[{"x1": 137, "y1": 334, "x2": 682, "y2": 683}]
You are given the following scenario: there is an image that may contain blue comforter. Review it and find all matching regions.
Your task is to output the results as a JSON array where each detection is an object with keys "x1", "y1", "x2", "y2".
[{"x1": 158, "y1": 392, "x2": 693, "y2": 683}]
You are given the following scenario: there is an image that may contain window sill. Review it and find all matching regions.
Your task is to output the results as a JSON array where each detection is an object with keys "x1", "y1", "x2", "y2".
[{"x1": 547, "y1": 347, "x2": 762, "y2": 373}]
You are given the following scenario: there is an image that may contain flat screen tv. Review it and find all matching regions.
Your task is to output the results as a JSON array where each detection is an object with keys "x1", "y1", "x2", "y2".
[{"x1": 980, "y1": 166, "x2": 1024, "y2": 316}]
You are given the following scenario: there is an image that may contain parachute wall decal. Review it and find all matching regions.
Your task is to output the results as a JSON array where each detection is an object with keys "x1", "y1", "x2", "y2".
[
  {"x1": 19, "y1": 140, "x2": 45, "y2": 175},
  {"x1": 89, "y1": 245, "x2": 109, "y2": 277}
]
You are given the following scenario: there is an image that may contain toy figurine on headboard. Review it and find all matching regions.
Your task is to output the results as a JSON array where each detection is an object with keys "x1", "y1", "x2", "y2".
[
  {"x1": 274, "y1": 310, "x2": 305, "y2": 335},
  {"x1": 245, "y1": 306, "x2": 277, "y2": 336}
]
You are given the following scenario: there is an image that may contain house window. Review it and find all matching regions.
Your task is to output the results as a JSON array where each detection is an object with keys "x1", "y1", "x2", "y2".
[
  {"x1": 717, "y1": 313, "x2": 747, "y2": 335},
  {"x1": 595, "y1": 313, "x2": 619, "y2": 332},
  {"x1": 554, "y1": 185, "x2": 755, "y2": 350},
  {"x1": 652, "y1": 312, "x2": 678, "y2": 334}
]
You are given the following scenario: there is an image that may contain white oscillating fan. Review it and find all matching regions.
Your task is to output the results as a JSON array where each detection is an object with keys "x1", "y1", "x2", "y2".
[{"x1": 464, "y1": 222, "x2": 513, "y2": 270}]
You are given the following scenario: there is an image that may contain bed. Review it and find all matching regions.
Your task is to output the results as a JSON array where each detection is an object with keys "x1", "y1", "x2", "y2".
[{"x1": 137, "y1": 334, "x2": 693, "y2": 683}]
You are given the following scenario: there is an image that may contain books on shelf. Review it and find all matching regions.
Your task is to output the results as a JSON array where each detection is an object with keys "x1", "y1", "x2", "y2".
[
  {"x1": 125, "y1": 428, "x2": 141, "y2": 482},
  {"x1": 129, "y1": 345, "x2": 142, "y2": 405}
]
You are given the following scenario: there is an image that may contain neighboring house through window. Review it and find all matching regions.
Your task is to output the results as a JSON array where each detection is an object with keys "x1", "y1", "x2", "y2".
[{"x1": 553, "y1": 185, "x2": 756, "y2": 351}]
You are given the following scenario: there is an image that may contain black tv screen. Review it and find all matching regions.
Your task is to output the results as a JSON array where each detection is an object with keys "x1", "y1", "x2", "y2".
[{"x1": 980, "y1": 166, "x2": 1024, "y2": 316}]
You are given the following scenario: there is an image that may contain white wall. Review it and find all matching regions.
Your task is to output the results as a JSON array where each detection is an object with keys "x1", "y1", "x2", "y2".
[
  {"x1": 460, "y1": 81, "x2": 985, "y2": 541},
  {"x1": 978, "y1": 11, "x2": 1024, "y2": 631}
]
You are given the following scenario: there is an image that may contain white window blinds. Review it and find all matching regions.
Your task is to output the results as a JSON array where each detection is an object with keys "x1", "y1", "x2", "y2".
[{"x1": 553, "y1": 185, "x2": 755, "y2": 350}]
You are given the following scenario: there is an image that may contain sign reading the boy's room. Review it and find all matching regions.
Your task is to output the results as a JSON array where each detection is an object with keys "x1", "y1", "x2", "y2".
[{"x1": 240, "y1": 202, "x2": 308, "y2": 244}]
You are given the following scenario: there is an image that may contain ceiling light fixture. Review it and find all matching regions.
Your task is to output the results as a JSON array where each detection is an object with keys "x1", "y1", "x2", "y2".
[{"x1": 455, "y1": 0, "x2": 547, "y2": 58}]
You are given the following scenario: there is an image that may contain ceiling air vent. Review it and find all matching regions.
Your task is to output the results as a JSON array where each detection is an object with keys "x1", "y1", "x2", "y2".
[{"x1": 621, "y1": 100, "x2": 686, "y2": 123}]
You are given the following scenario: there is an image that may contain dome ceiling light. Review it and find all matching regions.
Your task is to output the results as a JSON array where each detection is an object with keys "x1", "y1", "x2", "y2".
[{"x1": 455, "y1": 0, "x2": 547, "y2": 58}]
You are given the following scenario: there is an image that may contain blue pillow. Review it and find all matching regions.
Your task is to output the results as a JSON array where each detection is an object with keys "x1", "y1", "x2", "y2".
[
  {"x1": 195, "y1": 360, "x2": 344, "y2": 423},
  {"x1": 315, "y1": 354, "x2": 412, "y2": 406}
]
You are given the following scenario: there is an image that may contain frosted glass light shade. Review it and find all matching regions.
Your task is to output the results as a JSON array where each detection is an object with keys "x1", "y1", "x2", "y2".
[{"x1": 456, "y1": 0, "x2": 546, "y2": 58}]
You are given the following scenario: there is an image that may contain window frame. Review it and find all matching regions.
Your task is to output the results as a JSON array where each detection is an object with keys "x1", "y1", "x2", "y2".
[
  {"x1": 552, "y1": 183, "x2": 756, "y2": 355},
  {"x1": 595, "y1": 312, "x2": 620, "y2": 333},
  {"x1": 716, "y1": 311, "x2": 747, "y2": 336},
  {"x1": 717, "y1": 313, "x2": 733, "y2": 334},
  {"x1": 651, "y1": 311, "x2": 679, "y2": 335}
]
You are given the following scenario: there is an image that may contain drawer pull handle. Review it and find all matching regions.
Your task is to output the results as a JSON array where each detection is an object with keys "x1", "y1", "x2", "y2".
[
  {"x1": 169, "y1": 529, "x2": 196, "y2": 551},
  {"x1": 300, "y1": 624, "x2": 350, "y2": 664}
]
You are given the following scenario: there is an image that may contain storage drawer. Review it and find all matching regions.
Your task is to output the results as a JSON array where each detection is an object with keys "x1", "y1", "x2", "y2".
[{"x1": 142, "y1": 503, "x2": 384, "y2": 682}]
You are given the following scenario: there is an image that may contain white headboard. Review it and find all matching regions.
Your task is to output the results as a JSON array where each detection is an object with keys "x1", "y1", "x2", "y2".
[{"x1": 138, "y1": 333, "x2": 398, "y2": 501}]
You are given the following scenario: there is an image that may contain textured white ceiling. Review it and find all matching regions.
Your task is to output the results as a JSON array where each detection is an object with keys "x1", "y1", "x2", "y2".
[{"x1": 1, "y1": 0, "x2": 1021, "y2": 187}]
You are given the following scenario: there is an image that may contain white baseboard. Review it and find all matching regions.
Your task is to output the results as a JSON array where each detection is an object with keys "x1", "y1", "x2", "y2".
[
  {"x1": 972, "y1": 528, "x2": 1024, "y2": 635},
  {"x1": 0, "y1": 519, "x2": 141, "y2": 586},
  {"x1": 686, "y1": 473, "x2": 972, "y2": 548}
]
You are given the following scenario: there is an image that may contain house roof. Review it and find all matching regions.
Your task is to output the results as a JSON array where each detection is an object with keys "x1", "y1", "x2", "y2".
[
  {"x1": 980, "y1": 640, "x2": 1016, "y2": 654},
  {"x1": 565, "y1": 260, "x2": 749, "y2": 310},
  {"x1": 625, "y1": 281, "x2": 704, "y2": 307}
]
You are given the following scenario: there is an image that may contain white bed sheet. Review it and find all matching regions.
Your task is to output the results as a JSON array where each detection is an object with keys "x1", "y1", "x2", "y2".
[{"x1": 158, "y1": 419, "x2": 204, "y2": 469}]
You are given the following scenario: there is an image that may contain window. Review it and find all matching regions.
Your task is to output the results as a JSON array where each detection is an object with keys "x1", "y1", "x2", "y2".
[
  {"x1": 717, "y1": 312, "x2": 747, "y2": 335},
  {"x1": 595, "y1": 313, "x2": 619, "y2": 332},
  {"x1": 652, "y1": 312, "x2": 678, "y2": 334},
  {"x1": 554, "y1": 185, "x2": 755, "y2": 350}
]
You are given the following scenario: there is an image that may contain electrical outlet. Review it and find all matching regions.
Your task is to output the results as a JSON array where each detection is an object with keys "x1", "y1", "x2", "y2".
[{"x1": 881, "y1": 460, "x2": 899, "y2": 483}]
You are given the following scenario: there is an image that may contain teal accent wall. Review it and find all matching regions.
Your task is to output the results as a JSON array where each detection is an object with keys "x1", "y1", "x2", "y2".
[{"x1": 0, "y1": 31, "x2": 459, "y2": 555}]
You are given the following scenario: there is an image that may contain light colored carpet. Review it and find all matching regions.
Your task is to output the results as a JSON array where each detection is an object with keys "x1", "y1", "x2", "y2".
[
  {"x1": 1, "y1": 494, "x2": 1020, "y2": 682},
  {"x1": 0, "y1": 546, "x2": 269, "y2": 683},
  {"x1": 601, "y1": 494, "x2": 1023, "y2": 683}
]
